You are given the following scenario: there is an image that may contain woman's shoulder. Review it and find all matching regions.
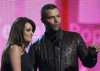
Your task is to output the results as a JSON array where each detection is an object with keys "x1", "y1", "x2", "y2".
[{"x1": 10, "y1": 44, "x2": 23, "y2": 55}]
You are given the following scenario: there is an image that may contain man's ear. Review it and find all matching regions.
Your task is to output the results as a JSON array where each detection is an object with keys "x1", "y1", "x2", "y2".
[{"x1": 41, "y1": 18, "x2": 45, "y2": 23}]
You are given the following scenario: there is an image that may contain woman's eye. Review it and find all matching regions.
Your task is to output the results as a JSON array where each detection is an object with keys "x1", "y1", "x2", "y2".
[{"x1": 26, "y1": 29, "x2": 30, "y2": 32}]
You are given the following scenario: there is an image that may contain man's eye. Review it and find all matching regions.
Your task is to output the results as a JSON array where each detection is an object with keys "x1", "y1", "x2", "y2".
[
  {"x1": 47, "y1": 17, "x2": 53, "y2": 19},
  {"x1": 57, "y1": 15, "x2": 60, "y2": 17},
  {"x1": 48, "y1": 17, "x2": 52, "y2": 19}
]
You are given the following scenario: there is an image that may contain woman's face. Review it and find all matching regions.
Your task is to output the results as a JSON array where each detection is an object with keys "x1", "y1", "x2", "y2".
[{"x1": 23, "y1": 23, "x2": 33, "y2": 43}]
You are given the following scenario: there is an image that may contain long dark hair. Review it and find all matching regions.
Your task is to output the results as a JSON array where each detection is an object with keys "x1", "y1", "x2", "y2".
[{"x1": 1, "y1": 17, "x2": 36, "y2": 71}]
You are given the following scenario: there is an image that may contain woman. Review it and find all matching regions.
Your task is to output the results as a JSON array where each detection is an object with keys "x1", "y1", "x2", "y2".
[{"x1": 1, "y1": 17, "x2": 36, "y2": 71}]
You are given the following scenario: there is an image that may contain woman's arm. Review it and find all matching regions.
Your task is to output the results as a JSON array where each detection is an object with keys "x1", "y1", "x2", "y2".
[{"x1": 9, "y1": 45, "x2": 22, "y2": 71}]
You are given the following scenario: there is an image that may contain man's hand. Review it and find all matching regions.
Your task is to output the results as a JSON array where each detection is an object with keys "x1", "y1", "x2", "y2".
[{"x1": 88, "y1": 42, "x2": 100, "y2": 56}]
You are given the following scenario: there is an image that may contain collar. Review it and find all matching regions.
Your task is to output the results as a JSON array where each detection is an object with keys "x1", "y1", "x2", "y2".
[{"x1": 43, "y1": 28, "x2": 63, "y2": 42}]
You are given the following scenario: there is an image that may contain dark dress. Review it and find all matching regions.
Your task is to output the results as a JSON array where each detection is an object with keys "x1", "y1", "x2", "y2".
[{"x1": 2, "y1": 51, "x2": 32, "y2": 71}]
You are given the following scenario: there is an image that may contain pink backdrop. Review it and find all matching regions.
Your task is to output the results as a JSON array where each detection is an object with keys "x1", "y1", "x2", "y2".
[{"x1": 0, "y1": 0, "x2": 100, "y2": 71}]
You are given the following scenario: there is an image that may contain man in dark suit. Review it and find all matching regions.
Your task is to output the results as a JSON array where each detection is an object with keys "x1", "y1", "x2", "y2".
[{"x1": 28, "y1": 4, "x2": 100, "y2": 71}]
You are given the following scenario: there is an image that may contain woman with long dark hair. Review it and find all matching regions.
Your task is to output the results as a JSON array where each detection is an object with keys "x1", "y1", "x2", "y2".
[{"x1": 1, "y1": 17, "x2": 36, "y2": 71}]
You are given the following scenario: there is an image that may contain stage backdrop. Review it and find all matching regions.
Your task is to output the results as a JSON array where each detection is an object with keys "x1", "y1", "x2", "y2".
[{"x1": 0, "y1": 0, "x2": 100, "y2": 71}]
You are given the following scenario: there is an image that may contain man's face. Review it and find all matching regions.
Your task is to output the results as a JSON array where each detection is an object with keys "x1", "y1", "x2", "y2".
[{"x1": 43, "y1": 8, "x2": 61, "y2": 32}]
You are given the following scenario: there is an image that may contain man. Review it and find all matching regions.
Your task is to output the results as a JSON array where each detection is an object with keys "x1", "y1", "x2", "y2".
[{"x1": 28, "y1": 4, "x2": 100, "y2": 71}]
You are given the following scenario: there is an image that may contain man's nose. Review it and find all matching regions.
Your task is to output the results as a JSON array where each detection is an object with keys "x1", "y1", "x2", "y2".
[{"x1": 54, "y1": 17, "x2": 58, "y2": 22}]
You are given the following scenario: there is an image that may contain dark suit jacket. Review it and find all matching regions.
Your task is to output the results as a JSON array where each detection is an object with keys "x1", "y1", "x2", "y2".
[{"x1": 28, "y1": 29, "x2": 97, "y2": 71}]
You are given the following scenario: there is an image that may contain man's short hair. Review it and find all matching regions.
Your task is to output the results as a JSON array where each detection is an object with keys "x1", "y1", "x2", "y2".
[{"x1": 41, "y1": 4, "x2": 58, "y2": 19}]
